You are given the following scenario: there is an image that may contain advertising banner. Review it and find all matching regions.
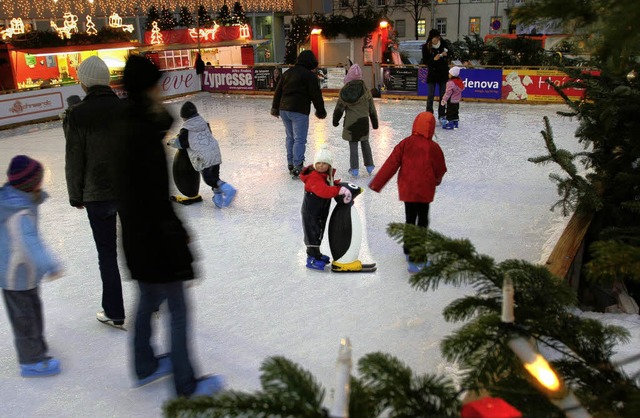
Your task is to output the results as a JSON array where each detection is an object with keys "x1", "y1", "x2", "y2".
[
  {"x1": 0, "y1": 84, "x2": 84, "y2": 126},
  {"x1": 254, "y1": 67, "x2": 282, "y2": 91},
  {"x1": 325, "y1": 67, "x2": 346, "y2": 89},
  {"x1": 417, "y1": 68, "x2": 502, "y2": 99},
  {"x1": 461, "y1": 68, "x2": 502, "y2": 99},
  {"x1": 202, "y1": 67, "x2": 254, "y2": 92},
  {"x1": 383, "y1": 67, "x2": 419, "y2": 92},
  {"x1": 502, "y1": 69, "x2": 585, "y2": 102},
  {"x1": 158, "y1": 68, "x2": 201, "y2": 98}
]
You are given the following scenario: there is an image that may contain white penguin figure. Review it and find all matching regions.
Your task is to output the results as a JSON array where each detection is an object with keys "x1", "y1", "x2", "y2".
[{"x1": 328, "y1": 182, "x2": 376, "y2": 272}]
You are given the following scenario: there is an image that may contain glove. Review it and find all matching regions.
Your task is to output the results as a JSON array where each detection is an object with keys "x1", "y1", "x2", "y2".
[
  {"x1": 338, "y1": 186, "x2": 352, "y2": 204},
  {"x1": 441, "y1": 100, "x2": 446, "y2": 106},
  {"x1": 315, "y1": 109, "x2": 327, "y2": 119},
  {"x1": 332, "y1": 121, "x2": 339, "y2": 127},
  {"x1": 270, "y1": 108, "x2": 280, "y2": 117}
]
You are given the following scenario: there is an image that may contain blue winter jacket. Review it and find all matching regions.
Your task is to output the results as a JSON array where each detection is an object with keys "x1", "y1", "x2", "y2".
[{"x1": 0, "y1": 184, "x2": 60, "y2": 290}]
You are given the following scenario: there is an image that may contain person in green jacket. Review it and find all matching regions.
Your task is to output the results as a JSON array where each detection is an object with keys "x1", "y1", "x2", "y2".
[{"x1": 332, "y1": 64, "x2": 379, "y2": 177}]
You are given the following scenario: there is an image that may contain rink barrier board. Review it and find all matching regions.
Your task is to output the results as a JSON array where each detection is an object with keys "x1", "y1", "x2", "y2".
[{"x1": 0, "y1": 66, "x2": 582, "y2": 129}]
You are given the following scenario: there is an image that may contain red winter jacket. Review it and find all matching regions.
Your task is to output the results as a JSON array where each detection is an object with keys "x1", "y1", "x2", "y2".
[
  {"x1": 369, "y1": 112, "x2": 447, "y2": 203},
  {"x1": 299, "y1": 166, "x2": 341, "y2": 198}
]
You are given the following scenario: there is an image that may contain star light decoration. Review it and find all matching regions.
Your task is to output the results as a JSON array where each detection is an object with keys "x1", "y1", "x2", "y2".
[{"x1": 0, "y1": 1, "x2": 293, "y2": 19}]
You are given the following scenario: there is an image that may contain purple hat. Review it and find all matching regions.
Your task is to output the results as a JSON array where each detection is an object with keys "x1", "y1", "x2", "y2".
[{"x1": 7, "y1": 155, "x2": 43, "y2": 192}]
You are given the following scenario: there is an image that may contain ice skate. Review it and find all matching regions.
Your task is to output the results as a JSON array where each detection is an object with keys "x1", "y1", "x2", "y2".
[
  {"x1": 212, "y1": 188, "x2": 224, "y2": 208},
  {"x1": 96, "y1": 311, "x2": 126, "y2": 330},
  {"x1": 191, "y1": 375, "x2": 225, "y2": 397},
  {"x1": 219, "y1": 183, "x2": 236, "y2": 207},
  {"x1": 20, "y1": 358, "x2": 61, "y2": 377},
  {"x1": 348, "y1": 168, "x2": 359, "y2": 177},
  {"x1": 366, "y1": 165, "x2": 375, "y2": 176},
  {"x1": 133, "y1": 354, "x2": 173, "y2": 387},
  {"x1": 306, "y1": 256, "x2": 327, "y2": 271}
]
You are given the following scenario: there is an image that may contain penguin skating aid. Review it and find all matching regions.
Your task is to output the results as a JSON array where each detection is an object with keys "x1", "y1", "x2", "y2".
[{"x1": 328, "y1": 183, "x2": 376, "y2": 273}]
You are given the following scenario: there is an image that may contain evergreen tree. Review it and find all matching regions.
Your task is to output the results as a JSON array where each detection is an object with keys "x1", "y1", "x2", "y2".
[
  {"x1": 158, "y1": 7, "x2": 178, "y2": 31},
  {"x1": 197, "y1": 5, "x2": 214, "y2": 28},
  {"x1": 178, "y1": 6, "x2": 195, "y2": 28},
  {"x1": 144, "y1": 6, "x2": 160, "y2": 31},
  {"x1": 512, "y1": 0, "x2": 640, "y2": 298},
  {"x1": 217, "y1": 3, "x2": 232, "y2": 26},
  {"x1": 231, "y1": 1, "x2": 247, "y2": 25},
  {"x1": 284, "y1": 16, "x2": 311, "y2": 65}
]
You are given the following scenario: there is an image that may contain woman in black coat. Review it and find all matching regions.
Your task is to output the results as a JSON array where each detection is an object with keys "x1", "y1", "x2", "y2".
[
  {"x1": 422, "y1": 29, "x2": 450, "y2": 124},
  {"x1": 119, "y1": 55, "x2": 222, "y2": 398}
]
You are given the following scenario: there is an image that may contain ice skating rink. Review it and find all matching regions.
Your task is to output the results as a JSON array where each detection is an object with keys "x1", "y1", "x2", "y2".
[{"x1": 1, "y1": 93, "x2": 638, "y2": 417}]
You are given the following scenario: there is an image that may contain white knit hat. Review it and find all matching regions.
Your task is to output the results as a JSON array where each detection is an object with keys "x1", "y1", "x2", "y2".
[
  {"x1": 449, "y1": 66, "x2": 461, "y2": 77},
  {"x1": 313, "y1": 144, "x2": 333, "y2": 166},
  {"x1": 77, "y1": 56, "x2": 111, "y2": 88}
]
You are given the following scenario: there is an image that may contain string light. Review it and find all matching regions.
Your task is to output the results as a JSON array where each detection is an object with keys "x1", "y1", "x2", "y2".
[{"x1": 0, "y1": 1, "x2": 293, "y2": 19}]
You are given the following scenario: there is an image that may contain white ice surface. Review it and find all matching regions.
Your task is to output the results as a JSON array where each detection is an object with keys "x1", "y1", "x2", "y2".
[{"x1": 1, "y1": 94, "x2": 638, "y2": 417}]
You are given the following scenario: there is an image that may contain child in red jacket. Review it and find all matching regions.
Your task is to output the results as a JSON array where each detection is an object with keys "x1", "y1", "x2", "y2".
[
  {"x1": 369, "y1": 112, "x2": 447, "y2": 272},
  {"x1": 300, "y1": 144, "x2": 352, "y2": 270}
]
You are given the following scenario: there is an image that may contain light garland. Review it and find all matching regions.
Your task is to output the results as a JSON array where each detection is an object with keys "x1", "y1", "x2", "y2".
[
  {"x1": 108, "y1": 12, "x2": 134, "y2": 32},
  {"x1": 0, "y1": 17, "x2": 25, "y2": 39},
  {"x1": 0, "y1": 1, "x2": 293, "y2": 19},
  {"x1": 50, "y1": 11, "x2": 79, "y2": 39},
  {"x1": 188, "y1": 22, "x2": 219, "y2": 43}
]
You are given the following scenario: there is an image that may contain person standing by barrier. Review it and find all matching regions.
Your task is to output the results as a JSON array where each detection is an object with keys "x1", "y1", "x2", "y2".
[
  {"x1": 270, "y1": 50, "x2": 327, "y2": 179},
  {"x1": 422, "y1": 29, "x2": 450, "y2": 126}
]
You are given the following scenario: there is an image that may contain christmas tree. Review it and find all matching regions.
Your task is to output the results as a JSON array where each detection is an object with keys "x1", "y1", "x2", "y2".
[
  {"x1": 144, "y1": 6, "x2": 160, "y2": 31},
  {"x1": 231, "y1": 1, "x2": 247, "y2": 25},
  {"x1": 197, "y1": 5, "x2": 214, "y2": 28},
  {"x1": 284, "y1": 16, "x2": 311, "y2": 65},
  {"x1": 513, "y1": 0, "x2": 640, "y2": 305},
  {"x1": 178, "y1": 6, "x2": 195, "y2": 28},
  {"x1": 217, "y1": 3, "x2": 232, "y2": 26},
  {"x1": 158, "y1": 8, "x2": 178, "y2": 31}
]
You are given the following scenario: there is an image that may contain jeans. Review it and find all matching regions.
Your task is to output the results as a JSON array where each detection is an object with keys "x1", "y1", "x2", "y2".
[
  {"x1": 134, "y1": 281, "x2": 196, "y2": 396},
  {"x1": 349, "y1": 141, "x2": 374, "y2": 170},
  {"x1": 85, "y1": 200, "x2": 125, "y2": 321},
  {"x1": 3, "y1": 288, "x2": 49, "y2": 364},
  {"x1": 403, "y1": 202, "x2": 431, "y2": 256},
  {"x1": 426, "y1": 81, "x2": 447, "y2": 119},
  {"x1": 280, "y1": 110, "x2": 310, "y2": 167}
]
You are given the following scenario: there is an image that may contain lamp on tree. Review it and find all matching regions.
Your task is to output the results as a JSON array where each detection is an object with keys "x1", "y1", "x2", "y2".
[{"x1": 501, "y1": 275, "x2": 592, "y2": 418}]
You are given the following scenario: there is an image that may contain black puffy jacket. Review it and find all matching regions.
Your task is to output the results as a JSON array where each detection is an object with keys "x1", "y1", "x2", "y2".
[{"x1": 271, "y1": 50, "x2": 326, "y2": 117}]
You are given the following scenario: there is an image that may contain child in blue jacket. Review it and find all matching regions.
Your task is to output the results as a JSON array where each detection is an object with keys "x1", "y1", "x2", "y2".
[{"x1": 0, "y1": 155, "x2": 62, "y2": 377}]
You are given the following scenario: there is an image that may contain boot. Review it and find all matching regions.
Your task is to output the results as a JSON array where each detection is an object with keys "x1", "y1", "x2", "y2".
[
  {"x1": 348, "y1": 168, "x2": 359, "y2": 177},
  {"x1": 291, "y1": 165, "x2": 303, "y2": 179},
  {"x1": 212, "y1": 188, "x2": 224, "y2": 208},
  {"x1": 306, "y1": 256, "x2": 326, "y2": 271},
  {"x1": 20, "y1": 358, "x2": 61, "y2": 377},
  {"x1": 219, "y1": 183, "x2": 236, "y2": 207},
  {"x1": 288, "y1": 164, "x2": 294, "y2": 174},
  {"x1": 453, "y1": 120, "x2": 459, "y2": 130},
  {"x1": 439, "y1": 117, "x2": 448, "y2": 128},
  {"x1": 443, "y1": 121, "x2": 455, "y2": 130},
  {"x1": 366, "y1": 165, "x2": 375, "y2": 176}
]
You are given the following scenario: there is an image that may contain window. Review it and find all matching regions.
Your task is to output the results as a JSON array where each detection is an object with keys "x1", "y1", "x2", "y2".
[
  {"x1": 395, "y1": 0, "x2": 405, "y2": 5},
  {"x1": 377, "y1": 0, "x2": 386, "y2": 6},
  {"x1": 436, "y1": 18, "x2": 447, "y2": 37},
  {"x1": 395, "y1": 19, "x2": 406, "y2": 37},
  {"x1": 339, "y1": 0, "x2": 350, "y2": 8},
  {"x1": 436, "y1": 0, "x2": 447, "y2": 4},
  {"x1": 515, "y1": 0, "x2": 525, "y2": 4},
  {"x1": 156, "y1": 50, "x2": 192, "y2": 71},
  {"x1": 417, "y1": 19, "x2": 426, "y2": 37},
  {"x1": 358, "y1": 0, "x2": 368, "y2": 6},
  {"x1": 469, "y1": 17, "x2": 481, "y2": 35},
  {"x1": 470, "y1": 0, "x2": 480, "y2": 3}
]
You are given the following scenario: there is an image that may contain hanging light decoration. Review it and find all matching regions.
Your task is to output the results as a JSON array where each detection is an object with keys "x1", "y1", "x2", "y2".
[{"x1": 0, "y1": 1, "x2": 293, "y2": 19}]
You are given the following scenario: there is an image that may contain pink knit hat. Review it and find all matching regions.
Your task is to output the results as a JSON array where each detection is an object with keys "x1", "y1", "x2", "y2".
[{"x1": 343, "y1": 64, "x2": 363, "y2": 84}]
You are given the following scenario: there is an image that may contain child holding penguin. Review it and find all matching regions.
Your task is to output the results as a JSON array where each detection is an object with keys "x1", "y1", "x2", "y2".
[{"x1": 299, "y1": 144, "x2": 352, "y2": 270}]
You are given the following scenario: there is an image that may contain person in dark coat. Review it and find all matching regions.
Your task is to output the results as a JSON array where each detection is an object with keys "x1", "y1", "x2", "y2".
[
  {"x1": 421, "y1": 29, "x2": 450, "y2": 124},
  {"x1": 270, "y1": 50, "x2": 327, "y2": 178},
  {"x1": 332, "y1": 63, "x2": 379, "y2": 177},
  {"x1": 119, "y1": 54, "x2": 223, "y2": 398},
  {"x1": 63, "y1": 56, "x2": 128, "y2": 328}
]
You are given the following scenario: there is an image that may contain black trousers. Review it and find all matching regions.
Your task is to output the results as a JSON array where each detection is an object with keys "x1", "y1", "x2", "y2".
[
  {"x1": 403, "y1": 202, "x2": 431, "y2": 255},
  {"x1": 201, "y1": 164, "x2": 221, "y2": 190},
  {"x1": 301, "y1": 192, "x2": 331, "y2": 258},
  {"x1": 2, "y1": 288, "x2": 50, "y2": 364},
  {"x1": 85, "y1": 200, "x2": 125, "y2": 320},
  {"x1": 446, "y1": 102, "x2": 460, "y2": 122},
  {"x1": 426, "y1": 81, "x2": 447, "y2": 118}
]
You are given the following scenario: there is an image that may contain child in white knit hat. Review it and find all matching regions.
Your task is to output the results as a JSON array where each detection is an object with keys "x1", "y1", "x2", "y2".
[
  {"x1": 440, "y1": 66, "x2": 465, "y2": 130},
  {"x1": 299, "y1": 144, "x2": 352, "y2": 270}
]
